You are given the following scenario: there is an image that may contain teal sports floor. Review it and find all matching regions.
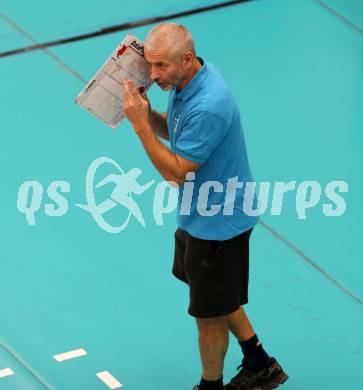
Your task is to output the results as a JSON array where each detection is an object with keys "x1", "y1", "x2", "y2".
[{"x1": 1, "y1": 0, "x2": 362, "y2": 389}]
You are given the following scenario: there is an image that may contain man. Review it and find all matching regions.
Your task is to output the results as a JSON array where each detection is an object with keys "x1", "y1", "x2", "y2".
[{"x1": 121, "y1": 23, "x2": 288, "y2": 390}]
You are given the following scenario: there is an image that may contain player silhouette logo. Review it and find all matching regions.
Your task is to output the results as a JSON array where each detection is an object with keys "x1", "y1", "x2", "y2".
[
  {"x1": 173, "y1": 114, "x2": 181, "y2": 133},
  {"x1": 76, "y1": 157, "x2": 155, "y2": 233}
]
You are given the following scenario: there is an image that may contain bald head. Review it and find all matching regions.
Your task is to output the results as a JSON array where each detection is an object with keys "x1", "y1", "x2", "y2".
[
  {"x1": 145, "y1": 23, "x2": 196, "y2": 60},
  {"x1": 143, "y1": 23, "x2": 201, "y2": 91}
]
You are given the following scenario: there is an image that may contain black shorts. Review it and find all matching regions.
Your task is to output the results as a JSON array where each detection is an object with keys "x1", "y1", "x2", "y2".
[{"x1": 172, "y1": 227, "x2": 254, "y2": 318}]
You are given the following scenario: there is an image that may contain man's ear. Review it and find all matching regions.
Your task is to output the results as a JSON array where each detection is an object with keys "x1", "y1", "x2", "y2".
[{"x1": 182, "y1": 51, "x2": 195, "y2": 70}]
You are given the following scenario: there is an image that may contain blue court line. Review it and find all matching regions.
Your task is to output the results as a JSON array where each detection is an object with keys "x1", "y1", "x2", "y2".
[
  {"x1": 0, "y1": 341, "x2": 51, "y2": 390},
  {"x1": 0, "y1": 13, "x2": 86, "y2": 82},
  {"x1": 259, "y1": 219, "x2": 363, "y2": 307},
  {"x1": 315, "y1": 0, "x2": 363, "y2": 34}
]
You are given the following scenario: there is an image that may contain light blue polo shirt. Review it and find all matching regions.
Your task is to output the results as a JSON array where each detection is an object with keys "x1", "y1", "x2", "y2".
[{"x1": 166, "y1": 57, "x2": 259, "y2": 240}]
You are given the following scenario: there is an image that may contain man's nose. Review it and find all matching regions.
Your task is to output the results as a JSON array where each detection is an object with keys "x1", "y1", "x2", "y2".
[{"x1": 150, "y1": 67, "x2": 159, "y2": 82}]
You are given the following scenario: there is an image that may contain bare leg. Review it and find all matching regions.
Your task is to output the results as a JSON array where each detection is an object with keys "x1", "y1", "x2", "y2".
[
  {"x1": 225, "y1": 306, "x2": 255, "y2": 341},
  {"x1": 195, "y1": 316, "x2": 229, "y2": 381}
]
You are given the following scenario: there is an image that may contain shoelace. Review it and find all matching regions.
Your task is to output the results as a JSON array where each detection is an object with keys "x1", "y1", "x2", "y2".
[{"x1": 230, "y1": 363, "x2": 254, "y2": 386}]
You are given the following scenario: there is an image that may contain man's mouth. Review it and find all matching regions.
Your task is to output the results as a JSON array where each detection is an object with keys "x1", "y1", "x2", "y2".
[{"x1": 156, "y1": 82, "x2": 172, "y2": 90}]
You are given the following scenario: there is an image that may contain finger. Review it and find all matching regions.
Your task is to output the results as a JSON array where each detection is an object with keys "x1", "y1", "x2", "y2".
[
  {"x1": 123, "y1": 79, "x2": 137, "y2": 102},
  {"x1": 140, "y1": 94, "x2": 150, "y2": 107},
  {"x1": 121, "y1": 79, "x2": 130, "y2": 93},
  {"x1": 127, "y1": 79, "x2": 138, "y2": 96},
  {"x1": 126, "y1": 79, "x2": 136, "y2": 89},
  {"x1": 121, "y1": 79, "x2": 132, "y2": 102}
]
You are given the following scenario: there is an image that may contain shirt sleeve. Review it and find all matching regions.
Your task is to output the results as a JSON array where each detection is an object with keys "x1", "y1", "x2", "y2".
[{"x1": 174, "y1": 110, "x2": 224, "y2": 164}]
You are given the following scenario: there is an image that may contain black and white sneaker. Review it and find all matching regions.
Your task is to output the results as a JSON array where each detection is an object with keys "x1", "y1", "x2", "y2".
[{"x1": 225, "y1": 356, "x2": 289, "y2": 390}]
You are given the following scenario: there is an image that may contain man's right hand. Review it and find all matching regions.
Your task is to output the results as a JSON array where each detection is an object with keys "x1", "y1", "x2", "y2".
[
  {"x1": 140, "y1": 93, "x2": 152, "y2": 117},
  {"x1": 138, "y1": 92, "x2": 169, "y2": 141}
]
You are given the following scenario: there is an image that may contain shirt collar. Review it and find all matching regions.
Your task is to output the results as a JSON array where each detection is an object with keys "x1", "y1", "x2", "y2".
[{"x1": 173, "y1": 56, "x2": 208, "y2": 102}]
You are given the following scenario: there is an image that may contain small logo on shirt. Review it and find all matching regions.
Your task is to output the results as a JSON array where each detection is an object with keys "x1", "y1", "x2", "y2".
[{"x1": 173, "y1": 114, "x2": 181, "y2": 133}]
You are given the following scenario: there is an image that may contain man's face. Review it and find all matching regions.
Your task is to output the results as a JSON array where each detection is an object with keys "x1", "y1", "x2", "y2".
[{"x1": 144, "y1": 48, "x2": 186, "y2": 91}]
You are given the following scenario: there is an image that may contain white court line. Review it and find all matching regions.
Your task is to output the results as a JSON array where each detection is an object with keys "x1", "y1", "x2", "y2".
[
  {"x1": 53, "y1": 348, "x2": 87, "y2": 362},
  {"x1": 96, "y1": 371, "x2": 123, "y2": 389},
  {"x1": 0, "y1": 368, "x2": 14, "y2": 378}
]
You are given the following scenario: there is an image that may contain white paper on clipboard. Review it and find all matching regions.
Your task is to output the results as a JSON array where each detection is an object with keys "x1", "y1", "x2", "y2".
[{"x1": 75, "y1": 34, "x2": 153, "y2": 129}]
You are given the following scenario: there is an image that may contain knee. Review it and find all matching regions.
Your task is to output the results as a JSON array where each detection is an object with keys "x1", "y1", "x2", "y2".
[{"x1": 196, "y1": 316, "x2": 228, "y2": 332}]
